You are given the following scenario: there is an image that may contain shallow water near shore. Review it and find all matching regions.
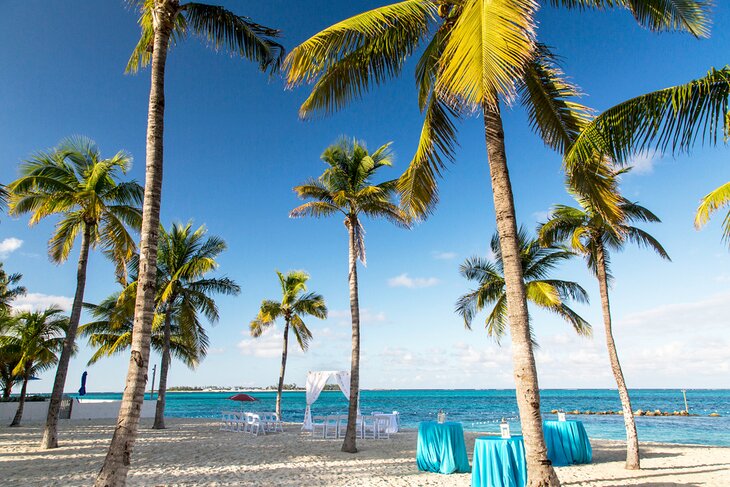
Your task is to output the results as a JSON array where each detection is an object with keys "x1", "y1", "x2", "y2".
[{"x1": 75, "y1": 389, "x2": 730, "y2": 446}]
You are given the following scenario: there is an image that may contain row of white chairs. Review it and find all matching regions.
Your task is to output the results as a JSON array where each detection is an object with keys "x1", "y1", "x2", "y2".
[
  {"x1": 220, "y1": 411, "x2": 284, "y2": 436},
  {"x1": 310, "y1": 414, "x2": 391, "y2": 440}
]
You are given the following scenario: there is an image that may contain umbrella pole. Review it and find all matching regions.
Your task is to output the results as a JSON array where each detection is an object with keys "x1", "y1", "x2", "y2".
[{"x1": 150, "y1": 364, "x2": 157, "y2": 400}]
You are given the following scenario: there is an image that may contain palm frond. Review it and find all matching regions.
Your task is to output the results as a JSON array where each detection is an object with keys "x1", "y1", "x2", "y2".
[
  {"x1": 435, "y1": 0, "x2": 537, "y2": 107},
  {"x1": 695, "y1": 181, "x2": 730, "y2": 242},
  {"x1": 183, "y1": 3, "x2": 284, "y2": 74},
  {"x1": 565, "y1": 66, "x2": 730, "y2": 168}
]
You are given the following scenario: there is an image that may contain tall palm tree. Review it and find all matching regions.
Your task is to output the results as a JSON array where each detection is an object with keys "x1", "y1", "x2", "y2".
[
  {"x1": 99, "y1": 2, "x2": 284, "y2": 481},
  {"x1": 7, "y1": 136, "x2": 142, "y2": 448},
  {"x1": 538, "y1": 190, "x2": 669, "y2": 469},
  {"x1": 290, "y1": 138, "x2": 409, "y2": 453},
  {"x1": 284, "y1": 2, "x2": 708, "y2": 481},
  {"x1": 0, "y1": 263, "x2": 26, "y2": 311},
  {"x1": 151, "y1": 222, "x2": 239, "y2": 429},
  {"x1": 696, "y1": 182, "x2": 730, "y2": 242},
  {"x1": 79, "y1": 292, "x2": 201, "y2": 374},
  {"x1": 250, "y1": 270, "x2": 327, "y2": 419},
  {"x1": 456, "y1": 228, "x2": 591, "y2": 342},
  {"x1": 0, "y1": 307, "x2": 68, "y2": 426}
]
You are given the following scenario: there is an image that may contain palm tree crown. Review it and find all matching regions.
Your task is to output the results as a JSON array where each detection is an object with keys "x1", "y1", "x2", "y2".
[
  {"x1": 79, "y1": 292, "x2": 199, "y2": 368},
  {"x1": 456, "y1": 227, "x2": 591, "y2": 343},
  {"x1": 8, "y1": 136, "x2": 143, "y2": 280},
  {"x1": 154, "y1": 222, "x2": 240, "y2": 354},
  {"x1": 0, "y1": 263, "x2": 26, "y2": 312},
  {"x1": 125, "y1": 0, "x2": 285, "y2": 75},
  {"x1": 538, "y1": 194, "x2": 670, "y2": 278},
  {"x1": 1, "y1": 308, "x2": 69, "y2": 378},
  {"x1": 291, "y1": 137, "x2": 410, "y2": 262},
  {"x1": 250, "y1": 271, "x2": 327, "y2": 351}
]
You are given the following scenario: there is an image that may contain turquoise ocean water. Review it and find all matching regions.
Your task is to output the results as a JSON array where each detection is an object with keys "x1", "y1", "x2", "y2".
[{"x1": 78, "y1": 389, "x2": 730, "y2": 446}]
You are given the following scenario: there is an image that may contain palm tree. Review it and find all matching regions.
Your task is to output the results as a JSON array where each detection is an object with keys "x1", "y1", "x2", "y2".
[
  {"x1": 79, "y1": 293, "x2": 201, "y2": 374},
  {"x1": 0, "y1": 310, "x2": 22, "y2": 399},
  {"x1": 696, "y1": 182, "x2": 730, "y2": 242},
  {"x1": 0, "y1": 263, "x2": 26, "y2": 311},
  {"x1": 456, "y1": 228, "x2": 591, "y2": 342},
  {"x1": 0, "y1": 307, "x2": 68, "y2": 426},
  {"x1": 7, "y1": 136, "x2": 143, "y2": 448},
  {"x1": 250, "y1": 270, "x2": 327, "y2": 419},
  {"x1": 290, "y1": 138, "x2": 409, "y2": 453},
  {"x1": 99, "y1": 2, "x2": 284, "y2": 481},
  {"x1": 284, "y1": 1, "x2": 708, "y2": 480},
  {"x1": 538, "y1": 189, "x2": 669, "y2": 470},
  {"x1": 151, "y1": 222, "x2": 240, "y2": 429}
]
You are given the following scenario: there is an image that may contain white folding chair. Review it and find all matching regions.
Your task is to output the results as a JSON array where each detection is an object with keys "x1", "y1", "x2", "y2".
[
  {"x1": 272, "y1": 412, "x2": 284, "y2": 432},
  {"x1": 220, "y1": 411, "x2": 232, "y2": 431},
  {"x1": 311, "y1": 415, "x2": 326, "y2": 439},
  {"x1": 337, "y1": 415, "x2": 349, "y2": 439},
  {"x1": 376, "y1": 417, "x2": 390, "y2": 439},
  {"x1": 247, "y1": 413, "x2": 265, "y2": 436},
  {"x1": 324, "y1": 416, "x2": 339, "y2": 439},
  {"x1": 362, "y1": 415, "x2": 377, "y2": 439}
]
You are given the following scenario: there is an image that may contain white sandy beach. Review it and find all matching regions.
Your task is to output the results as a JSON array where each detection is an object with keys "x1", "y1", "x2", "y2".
[{"x1": 2, "y1": 418, "x2": 728, "y2": 486}]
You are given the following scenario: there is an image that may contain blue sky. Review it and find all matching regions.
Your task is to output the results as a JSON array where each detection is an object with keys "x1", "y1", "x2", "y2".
[{"x1": 1, "y1": 1, "x2": 728, "y2": 393}]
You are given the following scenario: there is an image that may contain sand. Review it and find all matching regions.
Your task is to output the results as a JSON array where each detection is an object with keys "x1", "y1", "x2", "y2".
[{"x1": 1, "y1": 418, "x2": 728, "y2": 486}]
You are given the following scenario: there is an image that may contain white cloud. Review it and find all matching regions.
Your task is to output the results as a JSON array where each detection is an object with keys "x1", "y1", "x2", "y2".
[
  {"x1": 432, "y1": 251, "x2": 457, "y2": 260},
  {"x1": 237, "y1": 328, "x2": 287, "y2": 358},
  {"x1": 11, "y1": 293, "x2": 73, "y2": 312},
  {"x1": 617, "y1": 291, "x2": 730, "y2": 332},
  {"x1": 628, "y1": 150, "x2": 660, "y2": 175},
  {"x1": 0, "y1": 238, "x2": 23, "y2": 258},
  {"x1": 387, "y1": 273, "x2": 439, "y2": 289}
]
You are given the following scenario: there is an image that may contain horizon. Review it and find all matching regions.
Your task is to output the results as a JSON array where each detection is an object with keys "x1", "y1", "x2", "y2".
[{"x1": 1, "y1": 1, "x2": 729, "y2": 394}]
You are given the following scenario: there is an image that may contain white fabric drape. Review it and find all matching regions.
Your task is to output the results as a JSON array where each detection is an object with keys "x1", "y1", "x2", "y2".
[
  {"x1": 302, "y1": 371, "x2": 351, "y2": 430},
  {"x1": 334, "y1": 372, "x2": 350, "y2": 400}
]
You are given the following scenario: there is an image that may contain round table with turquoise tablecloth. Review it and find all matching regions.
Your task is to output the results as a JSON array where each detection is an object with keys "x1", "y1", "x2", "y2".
[
  {"x1": 543, "y1": 420, "x2": 592, "y2": 466},
  {"x1": 416, "y1": 421, "x2": 471, "y2": 474},
  {"x1": 471, "y1": 436, "x2": 527, "y2": 487}
]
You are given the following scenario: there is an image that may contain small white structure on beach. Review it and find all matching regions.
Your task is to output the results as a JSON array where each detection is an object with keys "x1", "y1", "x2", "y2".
[{"x1": 302, "y1": 370, "x2": 351, "y2": 431}]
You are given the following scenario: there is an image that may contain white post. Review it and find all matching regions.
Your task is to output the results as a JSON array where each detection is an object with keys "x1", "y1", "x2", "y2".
[{"x1": 681, "y1": 389, "x2": 688, "y2": 413}]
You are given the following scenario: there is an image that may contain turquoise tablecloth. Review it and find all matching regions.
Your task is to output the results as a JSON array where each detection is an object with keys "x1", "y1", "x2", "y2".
[
  {"x1": 416, "y1": 421, "x2": 470, "y2": 474},
  {"x1": 543, "y1": 420, "x2": 592, "y2": 466},
  {"x1": 471, "y1": 436, "x2": 527, "y2": 487}
]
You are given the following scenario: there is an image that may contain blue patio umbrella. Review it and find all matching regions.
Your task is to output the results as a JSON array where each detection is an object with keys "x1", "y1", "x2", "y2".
[{"x1": 78, "y1": 371, "x2": 87, "y2": 396}]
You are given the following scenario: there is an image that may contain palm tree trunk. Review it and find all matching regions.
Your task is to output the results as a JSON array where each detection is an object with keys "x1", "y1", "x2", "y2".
[
  {"x1": 95, "y1": 14, "x2": 172, "y2": 486},
  {"x1": 596, "y1": 244, "x2": 640, "y2": 469},
  {"x1": 483, "y1": 101, "x2": 559, "y2": 486},
  {"x1": 276, "y1": 318, "x2": 290, "y2": 419},
  {"x1": 341, "y1": 216, "x2": 361, "y2": 453},
  {"x1": 153, "y1": 302, "x2": 174, "y2": 429},
  {"x1": 10, "y1": 368, "x2": 30, "y2": 427},
  {"x1": 41, "y1": 224, "x2": 92, "y2": 448}
]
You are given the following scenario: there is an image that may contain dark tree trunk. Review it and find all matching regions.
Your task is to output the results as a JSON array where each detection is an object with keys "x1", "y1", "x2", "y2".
[
  {"x1": 596, "y1": 244, "x2": 640, "y2": 469},
  {"x1": 276, "y1": 318, "x2": 290, "y2": 419},
  {"x1": 95, "y1": 9, "x2": 173, "y2": 485},
  {"x1": 41, "y1": 224, "x2": 92, "y2": 448},
  {"x1": 483, "y1": 101, "x2": 560, "y2": 486},
  {"x1": 153, "y1": 302, "x2": 174, "y2": 429},
  {"x1": 341, "y1": 216, "x2": 361, "y2": 453},
  {"x1": 10, "y1": 368, "x2": 30, "y2": 427}
]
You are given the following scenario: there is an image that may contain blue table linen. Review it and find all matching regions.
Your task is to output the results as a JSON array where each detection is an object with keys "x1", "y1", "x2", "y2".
[
  {"x1": 543, "y1": 420, "x2": 592, "y2": 466},
  {"x1": 416, "y1": 421, "x2": 471, "y2": 474},
  {"x1": 471, "y1": 436, "x2": 527, "y2": 487}
]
